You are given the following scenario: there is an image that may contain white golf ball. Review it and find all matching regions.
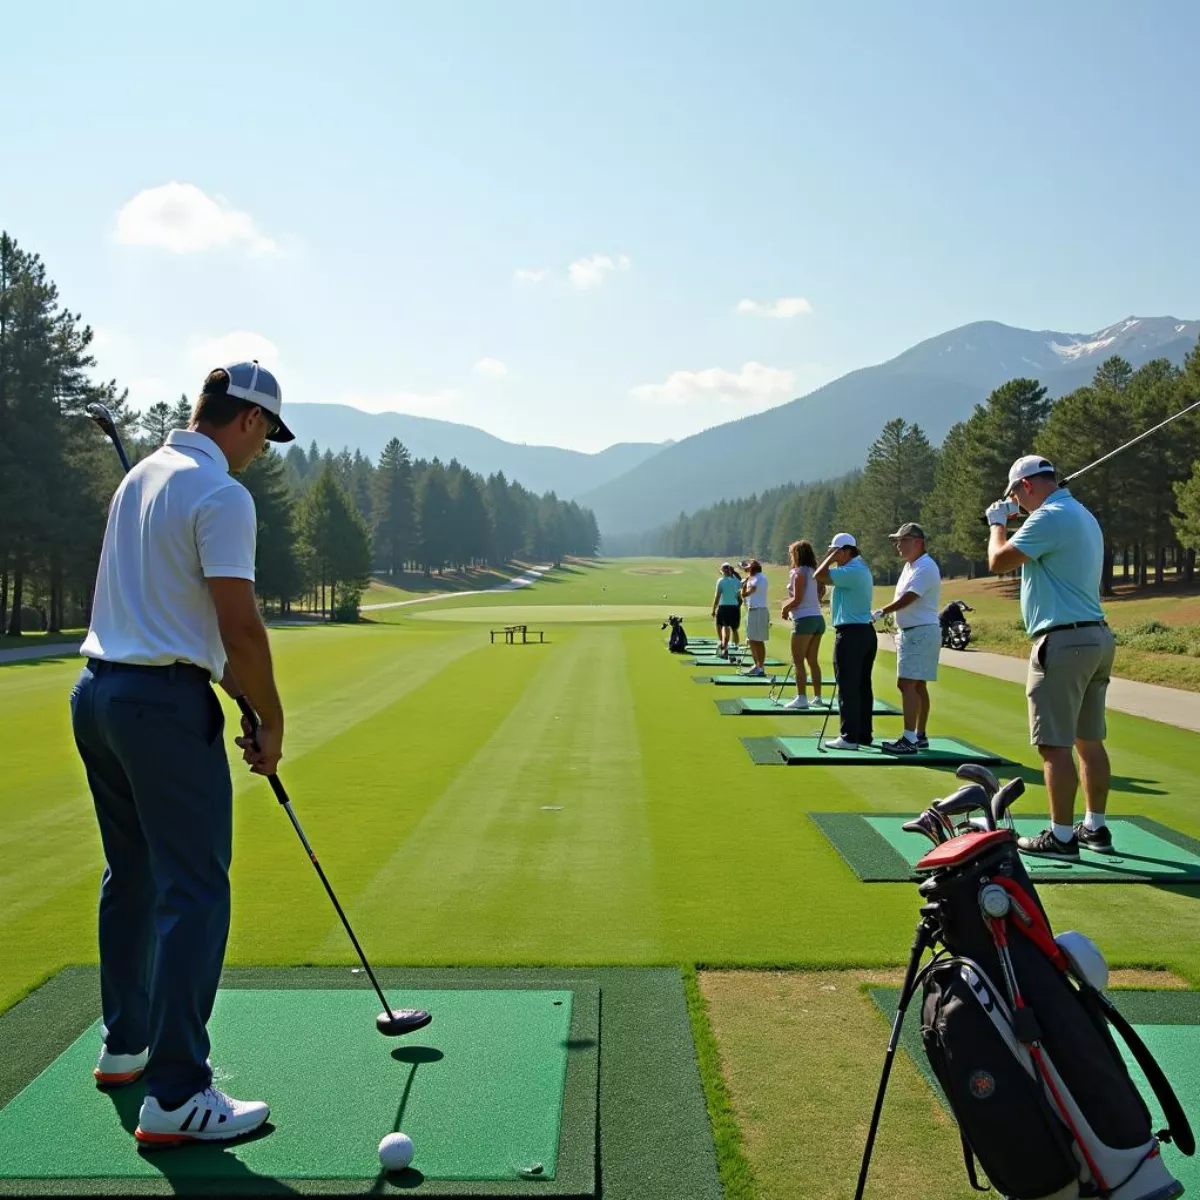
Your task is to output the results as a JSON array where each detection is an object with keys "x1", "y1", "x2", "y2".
[{"x1": 378, "y1": 1131, "x2": 414, "y2": 1171}]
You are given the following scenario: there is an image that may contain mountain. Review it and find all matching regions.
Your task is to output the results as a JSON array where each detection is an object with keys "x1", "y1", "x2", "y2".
[
  {"x1": 582, "y1": 316, "x2": 1200, "y2": 536},
  {"x1": 282, "y1": 403, "x2": 664, "y2": 500}
]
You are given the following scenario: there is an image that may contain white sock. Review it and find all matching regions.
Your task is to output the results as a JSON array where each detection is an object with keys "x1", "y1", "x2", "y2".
[
  {"x1": 1052, "y1": 822, "x2": 1075, "y2": 843},
  {"x1": 1083, "y1": 811, "x2": 1107, "y2": 831},
  {"x1": 903, "y1": 729, "x2": 918, "y2": 743}
]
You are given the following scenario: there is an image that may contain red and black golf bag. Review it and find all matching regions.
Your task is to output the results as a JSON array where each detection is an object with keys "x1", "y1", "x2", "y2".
[{"x1": 857, "y1": 815, "x2": 1193, "y2": 1200}]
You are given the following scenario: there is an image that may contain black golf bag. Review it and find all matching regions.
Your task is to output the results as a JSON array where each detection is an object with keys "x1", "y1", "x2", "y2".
[
  {"x1": 663, "y1": 615, "x2": 689, "y2": 653},
  {"x1": 857, "y1": 817, "x2": 1193, "y2": 1200},
  {"x1": 940, "y1": 600, "x2": 973, "y2": 649}
]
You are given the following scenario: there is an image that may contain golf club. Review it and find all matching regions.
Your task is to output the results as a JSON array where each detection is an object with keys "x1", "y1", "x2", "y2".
[
  {"x1": 932, "y1": 782, "x2": 994, "y2": 831},
  {"x1": 901, "y1": 809, "x2": 950, "y2": 846},
  {"x1": 86, "y1": 402, "x2": 131, "y2": 472},
  {"x1": 236, "y1": 700, "x2": 431, "y2": 1038},
  {"x1": 769, "y1": 663, "x2": 793, "y2": 705},
  {"x1": 86, "y1": 413, "x2": 430, "y2": 1039},
  {"x1": 954, "y1": 762, "x2": 999, "y2": 797},
  {"x1": 985, "y1": 395, "x2": 1200, "y2": 523},
  {"x1": 990, "y1": 776, "x2": 1025, "y2": 832},
  {"x1": 815, "y1": 669, "x2": 839, "y2": 751}
]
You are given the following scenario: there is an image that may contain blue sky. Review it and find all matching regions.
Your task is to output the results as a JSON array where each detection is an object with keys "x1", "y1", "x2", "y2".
[{"x1": 3, "y1": 1, "x2": 1197, "y2": 452}]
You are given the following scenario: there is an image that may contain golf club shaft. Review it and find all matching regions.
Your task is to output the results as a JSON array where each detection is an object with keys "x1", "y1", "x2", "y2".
[
  {"x1": 816, "y1": 668, "x2": 838, "y2": 747},
  {"x1": 235, "y1": 697, "x2": 397, "y2": 1018},
  {"x1": 1063, "y1": 395, "x2": 1200, "y2": 487},
  {"x1": 86, "y1": 403, "x2": 132, "y2": 472}
]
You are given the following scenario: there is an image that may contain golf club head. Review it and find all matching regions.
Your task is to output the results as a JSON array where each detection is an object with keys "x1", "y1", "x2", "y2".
[
  {"x1": 991, "y1": 777, "x2": 1025, "y2": 829},
  {"x1": 933, "y1": 783, "x2": 993, "y2": 829},
  {"x1": 902, "y1": 810, "x2": 949, "y2": 846},
  {"x1": 377, "y1": 1008, "x2": 433, "y2": 1037},
  {"x1": 955, "y1": 763, "x2": 999, "y2": 798},
  {"x1": 86, "y1": 402, "x2": 118, "y2": 438}
]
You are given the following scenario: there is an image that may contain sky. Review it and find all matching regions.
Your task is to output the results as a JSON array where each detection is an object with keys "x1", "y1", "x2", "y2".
[{"x1": 2, "y1": 1, "x2": 1198, "y2": 453}]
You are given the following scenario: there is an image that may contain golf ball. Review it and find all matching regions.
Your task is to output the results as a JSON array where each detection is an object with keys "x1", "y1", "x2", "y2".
[{"x1": 378, "y1": 1132, "x2": 414, "y2": 1171}]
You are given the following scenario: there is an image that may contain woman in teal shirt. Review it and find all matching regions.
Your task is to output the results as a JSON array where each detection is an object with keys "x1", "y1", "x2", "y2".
[{"x1": 711, "y1": 563, "x2": 743, "y2": 658}]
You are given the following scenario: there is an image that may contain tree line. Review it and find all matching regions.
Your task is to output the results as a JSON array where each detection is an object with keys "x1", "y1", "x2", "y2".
[
  {"x1": 648, "y1": 347, "x2": 1200, "y2": 591},
  {"x1": 0, "y1": 231, "x2": 598, "y2": 635}
]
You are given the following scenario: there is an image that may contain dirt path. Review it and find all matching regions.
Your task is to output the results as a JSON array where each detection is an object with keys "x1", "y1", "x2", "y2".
[{"x1": 879, "y1": 632, "x2": 1200, "y2": 733}]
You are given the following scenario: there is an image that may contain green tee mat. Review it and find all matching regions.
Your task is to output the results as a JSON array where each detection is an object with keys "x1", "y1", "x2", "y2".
[
  {"x1": 715, "y1": 697, "x2": 901, "y2": 716},
  {"x1": 741, "y1": 735, "x2": 1013, "y2": 766},
  {"x1": 810, "y1": 812, "x2": 1200, "y2": 884},
  {"x1": 868, "y1": 988, "x2": 1200, "y2": 1195},
  {"x1": 684, "y1": 656, "x2": 786, "y2": 667},
  {"x1": 0, "y1": 967, "x2": 722, "y2": 1200}
]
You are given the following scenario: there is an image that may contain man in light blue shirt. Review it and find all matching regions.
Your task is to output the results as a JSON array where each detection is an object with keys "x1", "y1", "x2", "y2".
[
  {"x1": 987, "y1": 455, "x2": 1116, "y2": 863},
  {"x1": 815, "y1": 533, "x2": 877, "y2": 749}
]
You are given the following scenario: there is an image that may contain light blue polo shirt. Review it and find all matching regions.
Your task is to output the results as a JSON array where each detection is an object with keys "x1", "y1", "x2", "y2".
[
  {"x1": 827, "y1": 556, "x2": 874, "y2": 626},
  {"x1": 1008, "y1": 488, "x2": 1105, "y2": 636},
  {"x1": 716, "y1": 575, "x2": 741, "y2": 605}
]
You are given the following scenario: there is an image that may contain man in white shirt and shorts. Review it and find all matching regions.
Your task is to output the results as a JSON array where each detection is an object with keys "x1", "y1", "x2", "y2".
[{"x1": 872, "y1": 523, "x2": 941, "y2": 755}]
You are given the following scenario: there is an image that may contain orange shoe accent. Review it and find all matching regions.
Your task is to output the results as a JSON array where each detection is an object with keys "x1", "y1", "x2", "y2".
[
  {"x1": 134, "y1": 1128, "x2": 191, "y2": 1147},
  {"x1": 95, "y1": 1067, "x2": 145, "y2": 1087}
]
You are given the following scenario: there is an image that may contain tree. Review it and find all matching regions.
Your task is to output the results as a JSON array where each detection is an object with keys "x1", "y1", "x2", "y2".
[
  {"x1": 452, "y1": 469, "x2": 491, "y2": 568},
  {"x1": 296, "y1": 467, "x2": 370, "y2": 619},
  {"x1": 415, "y1": 466, "x2": 453, "y2": 573},
  {"x1": 140, "y1": 401, "x2": 172, "y2": 447},
  {"x1": 240, "y1": 448, "x2": 303, "y2": 611},
  {"x1": 171, "y1": 393, "x2": 192, "y2": 429},
  {"x1": 371, "y1": 438, "x2": 416, "y2": 575}
]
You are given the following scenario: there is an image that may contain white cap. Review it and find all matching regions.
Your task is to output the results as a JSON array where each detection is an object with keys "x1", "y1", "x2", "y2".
[
  {"x1": 828, "y1": 532, "x2": 856, "y2": 550},
  {"x1": 1006, "y1": 454, "x2": 1055, "y2": 492}
]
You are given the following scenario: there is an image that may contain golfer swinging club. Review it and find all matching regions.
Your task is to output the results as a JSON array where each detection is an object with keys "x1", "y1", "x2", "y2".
[
  {"x1": 71, "y1": 363, "x2": 293, "y2": 1145},
  {"x1": 987, "y1": 455, "x2": 1117, "y2": 860}
]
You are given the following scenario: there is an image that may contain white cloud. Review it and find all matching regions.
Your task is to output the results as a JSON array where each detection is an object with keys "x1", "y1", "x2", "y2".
[
  {"x1": 474, "y1": 357, "x2": 509, "y2": 378},
  {"x1": 335, "y1": 390, "x2": 460, "y2": 416},
  {"x1": 187, "y1": 331, "x2": 280, "y2": 372},
  {"x1": 568, "y1": 253, "x2": 631, "y2": 290},
  {"x1": 114, "y1": 182, "x2": 277, "y2": 255},
  {"x1": 633, "y1": 362, "x2": 797, "y2": 408},
  {"x1": 737, "y1": 296, "x2": 814, "y2": 319},
  {"x1": 125, "y1": 377, "x2": 173, "y2": 410},
  {"x1": 514, "y1": 267, "x2": 549, "y2": 283}
]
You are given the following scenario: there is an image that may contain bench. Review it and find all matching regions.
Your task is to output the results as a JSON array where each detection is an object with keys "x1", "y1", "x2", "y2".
[{"x1": 490, "y1": 624, "x2": 545, "y2": 645}]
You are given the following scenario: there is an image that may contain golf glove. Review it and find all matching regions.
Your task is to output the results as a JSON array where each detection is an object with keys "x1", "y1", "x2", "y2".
[
  {"x1": 871, "y1": 608, "x2": 885, "y2": 622},
  {"x1": 986, "y1": 499, "x2": 1016, "y2": 526}
]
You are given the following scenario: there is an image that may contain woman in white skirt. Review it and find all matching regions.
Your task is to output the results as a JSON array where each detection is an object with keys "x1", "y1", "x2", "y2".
[{"x1": 740, "y1": 560, "x2": 770, "y2": 676}]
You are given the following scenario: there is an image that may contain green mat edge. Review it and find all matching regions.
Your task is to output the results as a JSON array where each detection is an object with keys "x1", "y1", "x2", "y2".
[
  {"x1": 867, "y1": 986, "x2": 1200, "y2": 1115},
  {"x1": 0, "y1": 967, "x2": 723, "y2": 1200},
  {"x1": 808, "y1": 812, "x2": 1200, "y2": 885},
  {"x1": 741, "y1": 737, "x2": 1014, "y2": 767},
  {"x1": 713, "y1": 698, "x2": 902, "y2": 717}
]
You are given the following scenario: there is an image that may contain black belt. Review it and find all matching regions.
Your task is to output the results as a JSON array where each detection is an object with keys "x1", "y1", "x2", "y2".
[
  {"x1": 1041, "y1": 621, "x2": 1106, "y2": 636},
  {"x1": 87, "y1": 658, "x2": 211, "y2": 683}
]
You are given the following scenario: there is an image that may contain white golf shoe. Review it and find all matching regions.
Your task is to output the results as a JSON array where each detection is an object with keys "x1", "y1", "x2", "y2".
[
  {"x1": 135, "y1": 1085, "x2": 270, "y2": 1148},
  {"x1": 783, "y1": 696, "x2": 809, "y2": 710},
  {"x1": 823, "y1": 736, "x2": 859, "y2": 751},
  {"x1": 95, "y1": 1045, "x2": 148, "y2": 1087}
]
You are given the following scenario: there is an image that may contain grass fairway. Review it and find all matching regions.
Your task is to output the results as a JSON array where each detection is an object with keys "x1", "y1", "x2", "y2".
[{"x1": 3, "y1": 556, "x2": 1200, "y2": 1197}]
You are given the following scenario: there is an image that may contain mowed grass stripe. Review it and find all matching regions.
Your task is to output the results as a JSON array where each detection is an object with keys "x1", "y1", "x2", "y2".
[{"x1": 331, "y1": 623, "x2": 666, "y2": 964}]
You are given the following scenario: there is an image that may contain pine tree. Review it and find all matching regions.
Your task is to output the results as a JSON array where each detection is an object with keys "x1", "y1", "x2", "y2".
[
  {"x1": 416, "y1": 467, "x2": 453, "y2": 573},
  {"x1": 140, "y1": 400, "x2": 172, "y2": 447},
  {"x1": 371, "y1": 438, "x2": 416, "y2": 575},
  {"x1": 240, "y1": 448, "x2": 303, "y2": 611}
]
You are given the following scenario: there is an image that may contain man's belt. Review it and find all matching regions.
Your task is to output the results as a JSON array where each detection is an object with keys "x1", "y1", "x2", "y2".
[{"x1": 1040, "y1": 620, "x2": 1107, "y2": 636}]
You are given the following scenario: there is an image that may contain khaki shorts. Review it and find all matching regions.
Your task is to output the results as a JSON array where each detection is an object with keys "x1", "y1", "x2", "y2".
[
  {"x1": 1026, "y1": 624, "x2": 1116, "y2": 747},
  {"x1": 746, "y1": 607, "x2": 770, "y2": 642}
]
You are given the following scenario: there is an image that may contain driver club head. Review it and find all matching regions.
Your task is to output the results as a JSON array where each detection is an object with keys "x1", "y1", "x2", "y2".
[
  {"x1": 933, "y1": 783, "x2": 994, "y2": 829},
  {"x1": 86, "y1": 402, "x2": 118, "y2": 438},
  {"x1": 991, "y1": 777, "x2": 1025, "y2": 829},
  {"x1": 902, "y1": 809, "x2": 950, "y2": 846},
  {"x1": 955, "y1": 763, "x2": 999, "y2": 797},
  {"x1": 377, "y1": 1008, "x2": 433, "y2": 1038}
]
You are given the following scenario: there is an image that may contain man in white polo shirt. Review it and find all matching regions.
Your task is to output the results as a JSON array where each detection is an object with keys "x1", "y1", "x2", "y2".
[
  {"x1": 871, "y1": 523, "x2": 941, "y2": 755},
  {"x1": 71, "y1": 362, "x2": 292, "y2": 1147}
]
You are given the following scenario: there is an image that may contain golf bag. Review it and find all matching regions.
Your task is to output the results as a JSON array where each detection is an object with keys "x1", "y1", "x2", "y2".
[
  {"x1": 940, "y1": 600, "x2": 973, "y2": 650},
  {"x1": 664, "y1": 615, "x2": 689, "y2": 653},
  {"x1": 858, "y1": 824, "x2": 1193, "y2": 1200}
]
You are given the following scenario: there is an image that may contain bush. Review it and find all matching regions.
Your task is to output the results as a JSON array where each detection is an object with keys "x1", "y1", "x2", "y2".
[{"x1": 1113, "y1": 620, "x2": 1200, "y2": 657}]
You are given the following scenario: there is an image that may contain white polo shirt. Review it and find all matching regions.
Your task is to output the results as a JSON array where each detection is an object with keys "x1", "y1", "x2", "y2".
[
  {"x1": 80, "y1": 431, "x2": 257, "y2": 680},
  {"x1": 893, "y1": 552, "x2": 941, "y2": 629},
  {"x1": 744, "y1": 572, "x2": 768, "y2": 609}
]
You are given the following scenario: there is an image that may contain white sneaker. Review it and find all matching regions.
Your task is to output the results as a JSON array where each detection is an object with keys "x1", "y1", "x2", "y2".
[
  {"x1": 823, "y1": 736, "x2": 859, "y2": 751},
  {"x1": 783, "y1": 696, "x2": 810, "y2": 710},
  {"x1": 135, "y1": 1086, "x2": 270, "y2": 1147},
  {"x1": 94, "y1": 1045, "x2": 148, "y2": 1088}
]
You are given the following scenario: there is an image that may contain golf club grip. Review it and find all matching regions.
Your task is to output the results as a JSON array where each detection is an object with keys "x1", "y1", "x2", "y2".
[{"x1": 235, "y1": 695, "x2": 289, "y2": 805}]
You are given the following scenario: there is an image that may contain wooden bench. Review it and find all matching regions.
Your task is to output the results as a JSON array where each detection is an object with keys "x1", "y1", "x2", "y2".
[{"x1": 490, "y1": 624, "x2": 545, "y2": 644}]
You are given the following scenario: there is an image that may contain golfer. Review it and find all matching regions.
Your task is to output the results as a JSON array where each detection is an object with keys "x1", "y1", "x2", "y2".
[
  {"x1": 987, "y1": 455, "x2": 1116, "y2": 860},
  {"x1": 872, "y1": 523, "x2": 941, "y2": 755},
  {"x1": 71, "y1": 363, "x2": 293, "y2": 1145},
  {"x1": 815, "y1": 533, "x2": 876, "y2": 748},
  {"x1": 711, "y1": 562, "x2": 743, "y2": 658},
  {"x1": 779, "y1": 540, "x2": 825, "y2": 709},
  {"x1": 740, "y1": 560, "x2": 770, "y2": 676}
]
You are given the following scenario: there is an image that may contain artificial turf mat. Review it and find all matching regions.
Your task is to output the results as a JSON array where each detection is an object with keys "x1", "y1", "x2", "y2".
[
  {"x1": 0, "y1": 967, "x2": 721, "y2": 1200},
  {"x1": 810, "y1": 812, "x2": 1200, "y2": 884},
  {"x1": 868, "y1": 988, "x2": 1200, "y2": 1194},
  {"x1": 741, "y1": 735, "x2": 1013, "y2": 766},
  {"x1": 684, "y1": 656, "x2": 785, "y2": 667},
  {"x1": 715, "y1": 697, "x2": 902, "y2": 717},
  {"x1": 693, "y1": 674, "x2": 788, "y2": 685}
]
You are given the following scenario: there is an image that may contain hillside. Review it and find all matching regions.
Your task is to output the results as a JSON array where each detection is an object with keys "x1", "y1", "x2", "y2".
[
  {"x1": 582, "y1": 316, "x2": 1199, "y2": 536},
  {"x1": 283, "y1": 403, "x2": 664, "y2": 500}
]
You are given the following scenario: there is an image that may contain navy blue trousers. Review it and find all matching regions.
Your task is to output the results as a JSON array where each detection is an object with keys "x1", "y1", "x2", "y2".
[
  {"x1": 70, "y1": 659, "x2": 232, "y2": 1107},
  {"x1": 834, "y1": 623, "x2": 877, "y2": 744}
]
